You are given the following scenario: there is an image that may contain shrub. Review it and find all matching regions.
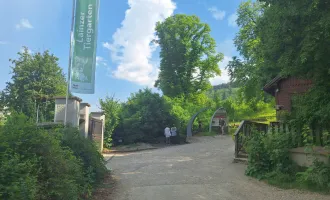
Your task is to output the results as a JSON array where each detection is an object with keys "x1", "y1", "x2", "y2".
[
  {"x1": 0, "y1": 151, "x2": 38, "y2": 200},
  {"x1": 245, "y1": 132, "x2": 271, "y2": 178},
  {"x1": 114, "y1": 88, "x2": 176, "y2": 144},
  {"x1": 56, "y1": 127, "x2": 108, "y2": 186},
  {"x1": 0, "y1": 114, "x2": 86, "y2": 199},
  {"x1": 297, "y1": 160, "x2": 330, "y2": 192},
  {"x1": 245, "y1": 128, "x2": 330, "y2": 193},
  {"x1": 0, "y1": 114, "x2": 107, "y2": 199},
  {"x1": 245, "y1": 130, "x2": 296, "y2": 179}
]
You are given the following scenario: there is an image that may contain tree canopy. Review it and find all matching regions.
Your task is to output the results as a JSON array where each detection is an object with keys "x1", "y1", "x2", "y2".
[
  {"x1": 257, "y1": 0, "x2": 330, "y2": 127},
  {"x1": 226, "y1": 1, "x2": 276, "y2": 102},
  {"x1": 154, "y1": 14, "x2": 223, "y2": 98},
  {"x1": 2, "y1": 47, "x2": 67, "y2": 121}
]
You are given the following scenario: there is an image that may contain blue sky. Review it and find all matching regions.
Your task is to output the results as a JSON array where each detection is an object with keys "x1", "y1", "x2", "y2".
[{"x1": 0, "y1": 0, "x2": 240, "y2": 111}]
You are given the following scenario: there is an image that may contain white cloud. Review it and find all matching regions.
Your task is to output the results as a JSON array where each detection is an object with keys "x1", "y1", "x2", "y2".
[
  {"x1": 208, "y1": 6, "x2": 226, "y2": 21},
  {"x1": 96, "y1": 56, "x2": 107, "y2": 67},
  {"x1": 106, "y1": 0, "x2": 176, "y2": 86},
  {"x1": 15, "y1": 18, "x2": 33, "y2": 30},
  {"x1": 210, "y1": 56, "x2": 231, "y2": 85},
  {"x1": 0, "y1": 41, "x2": 8, "y2": 45},
  {"x1": 102, "y1": 42, "x2": 111, "y2": 50},
  {"x1": 228, "y1": 13, "x2": 238, "y2": 27}
]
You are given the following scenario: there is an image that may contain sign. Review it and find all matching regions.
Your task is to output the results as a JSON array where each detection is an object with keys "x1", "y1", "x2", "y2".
[{"x1": 71, "y1": 0, "x2": 100, "y2": 94}]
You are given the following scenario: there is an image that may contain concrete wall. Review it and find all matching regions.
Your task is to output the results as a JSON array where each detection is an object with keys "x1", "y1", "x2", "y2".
[
  {"x1": 290, "y1": 147, "x2": 329, "y2": 167},
  {"x1": 79, "y1": 103, "x2": 90, "y2": 138},
  {"x1": 54, "y1": 97, "x2": 81, "y2": 127}
]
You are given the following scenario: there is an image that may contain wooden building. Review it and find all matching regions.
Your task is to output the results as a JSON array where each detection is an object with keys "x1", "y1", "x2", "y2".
[{"x1": 263, "y1": 76, "x2": 313, "y2": 116}]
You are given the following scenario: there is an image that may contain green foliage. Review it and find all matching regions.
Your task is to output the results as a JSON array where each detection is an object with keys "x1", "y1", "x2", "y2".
[
  {"x1": 297, "y1": 160, "x2": 330, "y2": 192},
  {"x1": 0, "y1": 114, "x2": 107, "y2": 199},
  {"x1": 114, "y1": 88, "x2": 175, "y2": 144},
  {"x1": 245, "y1": 130, "x2": 296, "y2": 179},
  {"x1": 207, "y1": 86, "x2": 239, "y2": 101},
  {"x1": 259, "y1": 0, "x2": 330, "y2": 82},
  {"x1": 1, "y1": 47, "x2": 67, "y2": 122},
  {"x1": 227, "y1": 1, "x2": 276, "y2": 102},
  {"x1": 164, "y1": 93, "x2": 214, "y2": 133},
  {"x1": 245, "y1": 129, "x2": 330, "y2": 193},
  {"x1": 0, "y1": 152, "x2": 38, "y2": 200},
  {"x1": 255, "y1": 0, "x2": 330, "y2": 131},
  {"x1": 99, "y1": 95, "x2": 122, "y2": 148},
  {"x1": 213, "y1": 96, "x2": 275, "y2": 123},
  {"x1": 56, "y1": 127, "x2": 108, "y2": 188},
  {"x1": 155, "y1": 14, "x2": 223, "y2": 98}
]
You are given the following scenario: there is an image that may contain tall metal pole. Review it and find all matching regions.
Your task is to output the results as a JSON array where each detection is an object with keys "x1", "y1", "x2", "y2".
[{"x1": 64, "y1": 0, "x2": 76, "y2": 126}]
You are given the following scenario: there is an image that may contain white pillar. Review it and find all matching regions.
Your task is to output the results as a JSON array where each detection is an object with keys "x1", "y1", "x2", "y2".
[
  {"x1": 54, "y1": 96, "x2": 82, "y2": 127},
  {"x1": 79, "y1": 103, "x2": 90, "y2": 138}
]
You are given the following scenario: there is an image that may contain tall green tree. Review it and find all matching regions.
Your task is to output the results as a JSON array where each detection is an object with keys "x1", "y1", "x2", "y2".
[
  {"x1": 2, "y1": 47, "x2": 67, "y2": 121},
  {"x1": 99, "y1": 94, "x2": 122, "y2": 148},
  {"x1": 257, "y1": 0, "x2": 330, "y2": 127},
  {"x1": 259, "y1": 0, "x2": 330, "y2": 82},
  {"x1": 227, "y1": 1, "x2": 276, "y2": 102},
  {"x1": 154, "y1": 14, "x2": 223, "y2": 98}
]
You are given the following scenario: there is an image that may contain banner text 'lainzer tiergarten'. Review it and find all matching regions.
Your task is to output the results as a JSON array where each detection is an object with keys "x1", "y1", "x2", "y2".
[{"x1": 71, "y1": 0, "x2": 99, "y2": 94}]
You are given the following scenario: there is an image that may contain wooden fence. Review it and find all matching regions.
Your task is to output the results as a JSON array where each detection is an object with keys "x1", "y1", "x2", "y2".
[{"x1": 234, "y1": 120, "x2": 329, "y2": 159}]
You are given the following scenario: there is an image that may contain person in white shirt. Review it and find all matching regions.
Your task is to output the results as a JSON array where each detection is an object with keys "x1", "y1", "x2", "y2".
[
  {"x1": 164, "y1": 127, "x2": 171, "y2": 144},
  {"x1": 170, "y1": 127, "x2": 177, "y2": 136}
]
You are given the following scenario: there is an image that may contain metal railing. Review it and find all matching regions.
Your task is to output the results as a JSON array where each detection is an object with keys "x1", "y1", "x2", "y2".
[{"x1": 234, "y1": 120, "x2": 268, "y2": 158}]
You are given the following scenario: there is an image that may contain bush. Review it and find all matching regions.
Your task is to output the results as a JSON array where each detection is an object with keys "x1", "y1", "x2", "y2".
[
  {"x1": 245, "y1": 130, "x2": 297, "y2": 178},
  {"x1": 57, "y1": 127, "x2": 107, "y2": 186},
  {"x1": 114, "y1": 88, "x2": 176, "y2": 144},
  {"x1": 245, "y1": 129, "x2": 330, "y2": 193},
  {"x1": 0, "y1": 114, "x2": 107, "y2": 199},
  {"x1": 0, "y1": 152, "x2": 38, "y2": 200},
  {"x1": 297, "y1": 160, "x2": 330, "y2": 192}
]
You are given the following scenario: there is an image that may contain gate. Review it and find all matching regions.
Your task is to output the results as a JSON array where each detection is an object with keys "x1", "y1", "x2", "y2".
[{"x1": 88, "y1": 118, "x2": 104, "y2": 152}]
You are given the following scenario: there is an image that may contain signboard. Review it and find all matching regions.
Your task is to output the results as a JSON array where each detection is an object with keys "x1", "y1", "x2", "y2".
[{"x1": 71, "y1": 0, "x2": 100, "y2": 94}]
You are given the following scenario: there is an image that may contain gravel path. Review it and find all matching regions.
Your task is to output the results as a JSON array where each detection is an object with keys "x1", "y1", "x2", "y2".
[{"x1": 106, "y1": 135, "x2": 329, "y2": 200}]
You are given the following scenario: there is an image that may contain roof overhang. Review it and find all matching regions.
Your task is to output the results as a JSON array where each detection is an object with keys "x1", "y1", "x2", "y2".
[{"x1": 263, "y1": 76, "x2": 284, "y2": 96}]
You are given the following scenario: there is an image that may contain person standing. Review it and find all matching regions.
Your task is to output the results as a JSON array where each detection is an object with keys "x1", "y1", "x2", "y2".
[
  {"x1": 164, "y1": 126, "x2": 171, "y2": 144},
  {"x1": 219, "y1": 118, "x2": 226, "y2": 135},
  {"x1": 198, "y1": 121, "x2": 202, "y2": 132}
]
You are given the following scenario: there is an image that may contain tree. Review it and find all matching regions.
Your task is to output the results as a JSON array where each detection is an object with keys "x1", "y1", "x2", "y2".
[
  {"x1": 227, "y1": 1, "x2": 276, "y2": 102},
  {"x1": 154, "y1": 14, "x2": 223, "y2": 98},
  {"x1": 257, "y1": 0, "x2": 330, "y2": 127},
  {"x1": 258, "y1": 0, "x2": 330, "y2": 83},
  {"x1": 116, "y1": 88, "x2": 175, "y2": 144},
  {"x1": 2, "y1": 47, "x2": 67, "y2": 121},
  {"x1": 99, "y1": 94, "x2": 121, "y2": 148}
]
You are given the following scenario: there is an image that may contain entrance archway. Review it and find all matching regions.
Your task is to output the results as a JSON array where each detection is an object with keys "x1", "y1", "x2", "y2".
[
  {"x1": 209, "y1": 108, "x2": 227, "y2": 132},
  {"x1": 186, "y1": 107, "x2": 228, "y2": 137},
  {"x1": 186, "y1": 107, "x2": 208, "y2": 137}
]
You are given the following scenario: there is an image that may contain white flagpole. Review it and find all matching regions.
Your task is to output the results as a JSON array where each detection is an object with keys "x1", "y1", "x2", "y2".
[{"x1": 64, "y1": 0, "x2": 76, "y2": 126}]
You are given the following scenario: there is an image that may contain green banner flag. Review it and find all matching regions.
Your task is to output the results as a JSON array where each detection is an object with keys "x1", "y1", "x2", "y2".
[{"x1": 71, "y1": 0, "x2": 99, "y2": 94}]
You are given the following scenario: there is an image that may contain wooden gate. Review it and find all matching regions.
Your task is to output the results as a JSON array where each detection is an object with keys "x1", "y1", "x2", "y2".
[{"x1": 88, "y1": 118, "x2": 103, "y2": 152}]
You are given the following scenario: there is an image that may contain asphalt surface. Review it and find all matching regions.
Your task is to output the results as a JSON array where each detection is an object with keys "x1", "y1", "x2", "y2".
[{"x1": 106, "y1": 135, "x2": 329, "y2": 200}]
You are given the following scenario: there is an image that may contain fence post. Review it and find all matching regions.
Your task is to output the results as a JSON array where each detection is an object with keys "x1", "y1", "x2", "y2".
[{"x1": 235, "y1": 133, "x2": 239, "y2": 158}]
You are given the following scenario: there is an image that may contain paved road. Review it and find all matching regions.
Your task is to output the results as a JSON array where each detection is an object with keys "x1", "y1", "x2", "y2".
[{"x1": 106, "y1": 135, "x2": 328, "y2": 200}]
